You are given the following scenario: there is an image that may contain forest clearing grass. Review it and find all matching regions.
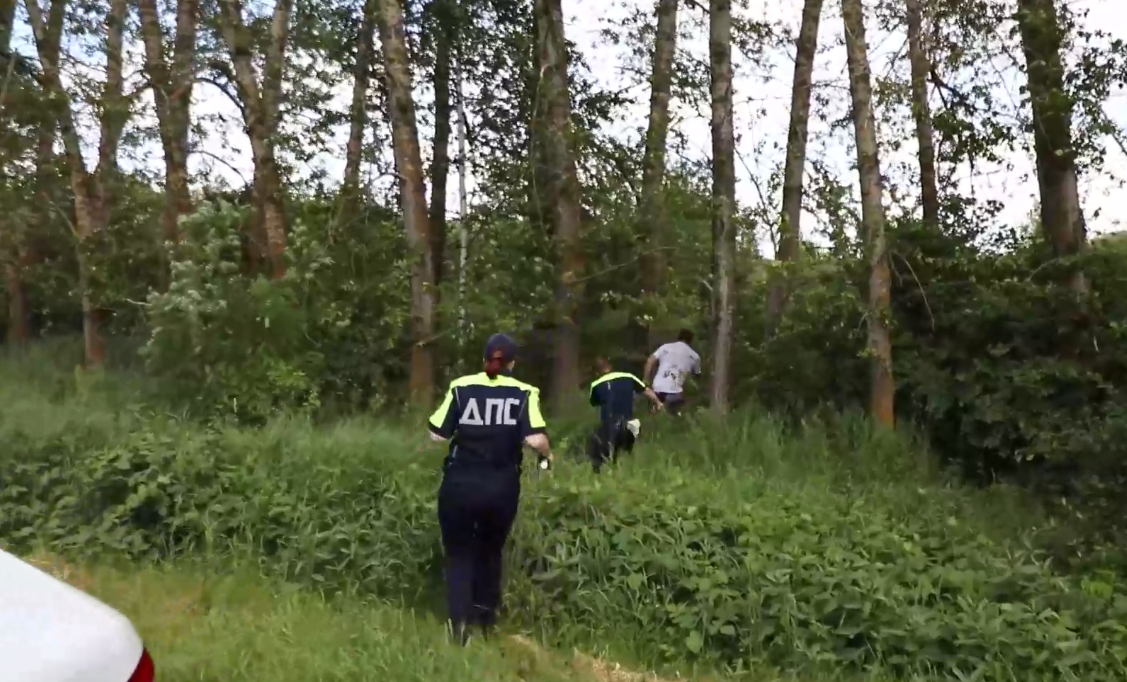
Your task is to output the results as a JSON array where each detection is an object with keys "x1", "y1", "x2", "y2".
[
  {"x1": 17, "y1": 551, "x2": 906, "y2": 682},
  {"x1": 3, "y1": 346, "x2": 1126, "y2": 681},
  {"x1": 19, "y1": 552, "x2": 599, "y2": 682}
]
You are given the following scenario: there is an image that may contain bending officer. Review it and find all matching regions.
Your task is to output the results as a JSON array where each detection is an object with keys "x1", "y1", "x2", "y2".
[{"x1": 588, "y1": 355, "x2": 661, "y2": 472}]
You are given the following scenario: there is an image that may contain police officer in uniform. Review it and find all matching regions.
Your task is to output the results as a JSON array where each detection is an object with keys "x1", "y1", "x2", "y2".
[
  {"x1": 427, "y1": 334, "x2": 553, "y2": 645},
  {"x1": 587, "y1": 356, "x2": 661, "y2": 472}
]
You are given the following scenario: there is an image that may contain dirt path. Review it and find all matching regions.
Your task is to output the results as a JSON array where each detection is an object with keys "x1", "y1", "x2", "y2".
[{"x1": 508, "y1": 634, "x2": 683, "y2": 682}]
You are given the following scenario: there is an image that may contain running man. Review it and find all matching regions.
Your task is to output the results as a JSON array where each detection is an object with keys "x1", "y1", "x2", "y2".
[
  {"x1": 588, "y1": 356, "x2": 662, "y2": 473},
  {"x1": 643, "y1": 329, "x2": 701, "y2": 415}
]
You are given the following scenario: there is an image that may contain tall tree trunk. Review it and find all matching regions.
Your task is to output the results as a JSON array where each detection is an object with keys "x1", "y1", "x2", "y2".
[
  {"x1": 377, "y1": 0, "x2": 436, "y2": 407},
  {"x1": 428, "y1": 0, "x2": 452, "y2": 287},
  {"x1": 536, "y1": 0, "x2": 584, "y2": 411},
  {"x1": 0, "y1": 0, "x2": 29, "y2": 346},
  {"x1": 1016, "y1": 0, "x2": 1086, "y2": 295},
  {"x1": 455, "y1": 46, "x2": 469, "y2": 371},
  {"x1": 244, "y1": 187, "x2": 268, "y2": 273},
  {"x1": 637, "y1": 0, "x2": 678, "y2": 297},
  {"x1": 707, "y1": 0, "x2": 736, "y2": 414},
  {"x1": 341, "y1": 0, "x2": 377, "y2": 212},
  {"x1": 138, "y1": 0, "x2": 198, "y2": 246},
  {"x1": 905, "y1": 0, "x2": 939, "y2": 228},
  {"x1": 0, "y1": 0, "x2": 13, "y2": 47},
  {"x1": 842, "y1": 0, "x2": 894, "y2": 427},
  {"x1": 4, "y1": 261, "x2": 28, "y2": 345},
  {"x1": 526, "y1": 13, "x2": 547, "y2": 233},
  {"x1": 217, "y1": 0, "x2": 292, "y2": 278},
  {"x1": 23, "y1": 0, "x2": 130, "y2": 368},
  {"x1": 2, "y1": 0, "x2": 62, "y2": 347},
  {"x1": 88, "y1": 0, "x2": 129, "y2": 365},
  {"x1": 766, "y1": 0, "x2": 822, "y2": 330},
  {"x1": 96, "y1": 0, "x2": 128, "y2": 215}
]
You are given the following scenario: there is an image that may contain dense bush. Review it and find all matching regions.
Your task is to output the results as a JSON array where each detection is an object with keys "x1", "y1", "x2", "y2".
[
  {"x1": 133, "y1": 200, "x2": 1127, "y2": 518},
  {"x1": 523, "y1": 479, "x2": 1127, "y2": 680},
  {"x1": 3, "y1": 383, "x2": 1126, "y2": 681},
  {"x1": 733, "y1": 225, "x2": 1127, "y2": 564},
  {"x1": 19, "y1": 187, "x2": 1127, "y2": 544},
  {"x1": 143, "y1": 200, "x2": 414, "y2": 421},
  {"x1": 742, "y1": 225, "x2": 1127, "y2": 480}
]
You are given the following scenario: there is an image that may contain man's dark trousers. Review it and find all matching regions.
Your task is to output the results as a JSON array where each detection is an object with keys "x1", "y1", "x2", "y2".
[
  {"x1": 437, "y1": 466, "x2": 520, "y2": 641},
  {"x1": 656, "y1": 391, "x2": 685, "y2": 415},
  {"x1": 588, "y1": 417, "x2": 635, "y2": 473}
]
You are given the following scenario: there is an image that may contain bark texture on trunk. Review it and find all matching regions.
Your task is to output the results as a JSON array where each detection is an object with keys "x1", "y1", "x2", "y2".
[
  {"x1": 341, "y1": 0, "x2": 377, "y2": 209},
  {"x1": 708, "y1": 0, "x2": 736, "y2": 414},
  {"x1": 638, "y1": 0, "x2": 678, "y2": 297},
  {"x1": 526, "y1": 11, "x2": 547, "y2": 233},
  {"x1": 842, "y1": 0, "x2": 894, "y2": 427},
  {"x1": 428, "y1": 4, "x2": 451, "y2": 288},
  {"x1": 1016, "y1": 0, "x2": 1086, "y2": 295},
  {"x1": 4, "y1": 262, "x2": 29, "y2": 345},
  {"x1": 536, "y1": 0, "x2": 585, "y2": 410},
  {"x1": 377, "y1": 0, "x2": 436, "y2": 407},
  {"x1": 138, "y1": 0, "x2": 198, "y2": 245},
  {"x1": 0, "y1": 0, "x2": 14, "y2": 47},
  {"x1": 767, "y1": 0, "x2": 823, "y2": 330},
  {"x1": 0, "y1": 0, "x2": 29, "y2": 346},
  {"x1": 4, "y1": 0, "x2": 65, "y2": 347},
  {"x1": 455, "y1": 49, "x2": 469, "y2": 368},
  {"x1": 217, "y1": 0, "x2": 292, "y2": 278},
  {"x1": 905, "y1": 0, "x2": 939, "y2": 228},
  {"x1": 4, "y1": 237, "x2": 34, "y2": 344},
  {"x1": 23, "y1": 0, "x2": 130, "y2": 368}
]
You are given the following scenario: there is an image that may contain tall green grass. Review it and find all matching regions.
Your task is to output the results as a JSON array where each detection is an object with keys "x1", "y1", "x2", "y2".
[
  {"x1": 48, "y1": 557, "x2": 593, "y2": 682},
  {"x1": 2, "y1": 349, "x2": 1125, "y2": 682},
  {"x1": 24, "y1": 553, "x2": 910, "y2": 682}
]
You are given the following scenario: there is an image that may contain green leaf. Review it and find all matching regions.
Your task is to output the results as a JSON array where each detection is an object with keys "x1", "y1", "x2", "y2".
[{"x1": 685, "y1": 631, "x2": 703, "y2": 654}]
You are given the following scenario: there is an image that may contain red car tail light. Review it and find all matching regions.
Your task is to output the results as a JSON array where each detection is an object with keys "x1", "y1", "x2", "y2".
[{"x1": 128, "y1": 648, "x2": 154, "y2": 682}]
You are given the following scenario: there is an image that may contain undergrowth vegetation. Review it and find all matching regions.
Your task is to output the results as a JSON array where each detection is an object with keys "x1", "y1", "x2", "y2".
[{"x1": 3, "y1": 354, "x2": 1127, "y2": 682}]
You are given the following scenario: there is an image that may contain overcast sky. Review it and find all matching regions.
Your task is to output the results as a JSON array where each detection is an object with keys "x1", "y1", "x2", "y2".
[
  {"x1": 10, "y1": 0, "x2": 1127, "y2": 254},
  {"x1": 565, "y1": 0, "x2": 1127, "y2": 252}
]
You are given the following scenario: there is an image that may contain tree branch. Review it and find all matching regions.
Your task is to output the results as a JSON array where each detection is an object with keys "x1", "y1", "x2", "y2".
[
  {"x1": 20, "y1": 0, "x2": 87, "y2": 177},
  {"x1": 195, "y1": 74, "x2": 247, "y2": 120}
]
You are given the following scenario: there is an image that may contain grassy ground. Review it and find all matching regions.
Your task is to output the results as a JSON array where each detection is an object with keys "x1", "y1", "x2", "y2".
[
  {"x1": 24, "y1": 553, "x2": 627, "y2": 682},
  {"x1": 23, "y1": 553, "x2": 875, "y2": 682}
]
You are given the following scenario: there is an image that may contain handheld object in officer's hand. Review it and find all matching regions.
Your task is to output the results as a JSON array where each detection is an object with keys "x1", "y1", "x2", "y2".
[{"x1": 538, "y1": 456, "x2": 551, "y2": 471}]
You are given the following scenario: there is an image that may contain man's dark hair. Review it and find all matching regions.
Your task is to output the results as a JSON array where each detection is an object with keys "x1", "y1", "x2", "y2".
[
  {"x1": 677, "y1": 329, "x2": 694, "y2": 344},
  {"x1": 484, "y1": 333, "x2": 518, "y2": 378}
]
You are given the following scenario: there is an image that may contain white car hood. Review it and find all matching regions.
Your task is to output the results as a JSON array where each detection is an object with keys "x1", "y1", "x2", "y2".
[{"x1": 0, "y1": 550, "x2": 144, "y2": 682}]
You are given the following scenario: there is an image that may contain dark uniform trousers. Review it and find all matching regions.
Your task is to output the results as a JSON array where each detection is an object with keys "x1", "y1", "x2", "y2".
[
  {"x1": 587, "y1": 416, "x2": 635, "y2": 473},
  {"x1": 436, "y1": 465, "x2": 520, "y2": 636}
]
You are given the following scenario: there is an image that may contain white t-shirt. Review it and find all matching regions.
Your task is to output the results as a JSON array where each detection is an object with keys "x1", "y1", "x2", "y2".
[{"x1": 650, "y1": 341, "x2": 701, "y2": 394}]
